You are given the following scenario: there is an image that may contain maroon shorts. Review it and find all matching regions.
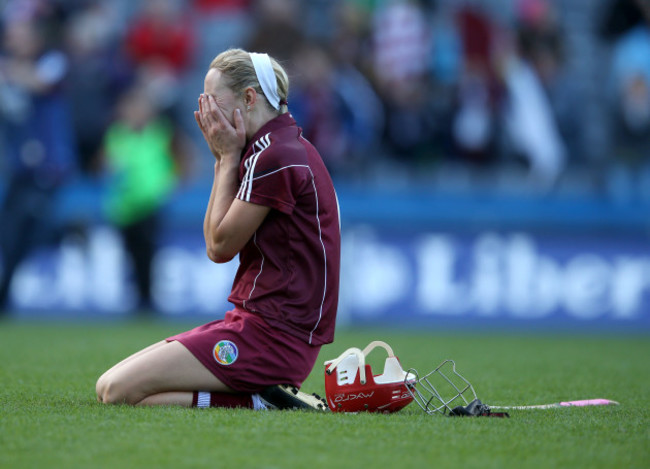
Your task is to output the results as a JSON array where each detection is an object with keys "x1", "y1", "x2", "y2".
[{"x1": 167, "y1": 308, "x2": 321, "y2": 393}]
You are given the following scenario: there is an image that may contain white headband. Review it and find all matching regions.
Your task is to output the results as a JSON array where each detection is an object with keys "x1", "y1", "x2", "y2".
[{"x1": 249, "y1": 52, "x2": 281, "y2": 110}]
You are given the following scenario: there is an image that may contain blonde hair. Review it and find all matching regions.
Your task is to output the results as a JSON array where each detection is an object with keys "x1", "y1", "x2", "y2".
[{"x1": 210, "y1": 49, "x2": 289, "y2": 114}]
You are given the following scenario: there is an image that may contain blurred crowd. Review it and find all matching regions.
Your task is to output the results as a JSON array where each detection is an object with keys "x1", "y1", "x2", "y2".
[
  {"x1": 1, "y1": 0, "x2": 649, "y2": 184},
  {"x1": 0, "y1": 0, "x2": 649, "y2": 310}
]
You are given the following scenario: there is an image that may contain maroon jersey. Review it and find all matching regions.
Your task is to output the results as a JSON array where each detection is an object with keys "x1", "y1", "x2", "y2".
[{"x1": 229, "y1": 113, "x2": 340, "y2": 345}]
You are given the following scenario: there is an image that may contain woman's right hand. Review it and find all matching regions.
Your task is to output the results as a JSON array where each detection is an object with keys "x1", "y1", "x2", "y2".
[{"x1": 194, "y1": 94, "x2": 246, "y2": 163}]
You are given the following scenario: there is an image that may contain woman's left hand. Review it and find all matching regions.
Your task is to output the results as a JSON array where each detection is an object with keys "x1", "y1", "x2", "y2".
[{"x1": 194, "y1": 94, "x2": 246, "y2": 162}]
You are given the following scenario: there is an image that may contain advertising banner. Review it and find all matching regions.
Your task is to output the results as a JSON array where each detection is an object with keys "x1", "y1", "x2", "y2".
[{"x1": 6, "y1": 224, "x2": 650, "y2": 330}]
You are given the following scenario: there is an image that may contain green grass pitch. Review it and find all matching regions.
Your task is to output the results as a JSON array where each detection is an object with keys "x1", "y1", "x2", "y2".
[{"x1": 1, "y1": 319, "x2": 648, "y2": 469}]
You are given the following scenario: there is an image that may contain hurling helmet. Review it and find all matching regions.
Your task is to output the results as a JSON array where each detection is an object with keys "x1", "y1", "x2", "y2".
[
  {"x1": 324, "y1": 341, "x2": 416, "y2": 413},
  {"x1": 324, "y1": 341, "x2": 498, "y2": 416}
]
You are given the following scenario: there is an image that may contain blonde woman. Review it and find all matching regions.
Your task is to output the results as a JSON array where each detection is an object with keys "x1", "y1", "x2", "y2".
[{"x1": 96, "y1": 49, "x2": 340, "y2": 411}]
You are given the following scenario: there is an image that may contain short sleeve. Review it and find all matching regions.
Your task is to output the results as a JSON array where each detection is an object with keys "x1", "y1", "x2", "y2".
[{"x1": 236, "y1": 147, "x2": 309, "y2": 214}]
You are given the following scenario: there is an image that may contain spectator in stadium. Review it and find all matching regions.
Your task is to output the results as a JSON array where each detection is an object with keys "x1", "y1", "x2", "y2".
[
  {"x1": 191, "y1": 0, "x2": 252, "y2": 68},
  {"x1": 96, "y1": 49, "x2": 340, "y2": 411},
  {"x1": 246, "y1": 0, "x2": 304, "y2": 64},
  {"x1": 448, "y1": 4, "x2": 501, "y2": 166},
  {"x1": 324, "y1": 3, "x2": 386, "y2": 172},
  {"x1": 64, "y1": 0, "x2": 131, "y2": 173},
  {"x1": 288, "y1": 44, "x2": 347, "y2": 173},
  {"x1": 370, "y1": 0, "x2": 439, "y2": 165},
  {"x1": 100, "y1": 79, "x2": 191, "y2": 313},
  {"x1": 0, "y1": 15, "x2": 77, "y2": 312},
  {"x1": 500, "y1": 0, "x2": 568, "y2": 187},
  {"x1": 289, "y1": 42, "x2": 384, "y2": 176},
  {"x1": 125, "y1": 0, "x2": 195, "y2": 75},
  {"x1": 608, "y1": 13, "x2": 650, "y2": 163},
  {"x1": 123, "y1": 0, "x2": 196, "y2": 115}
]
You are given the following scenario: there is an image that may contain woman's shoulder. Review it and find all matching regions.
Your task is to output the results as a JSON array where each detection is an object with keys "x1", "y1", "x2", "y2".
[{"x1": 259, "y1": 127, "x2": 308, "y2": 164}]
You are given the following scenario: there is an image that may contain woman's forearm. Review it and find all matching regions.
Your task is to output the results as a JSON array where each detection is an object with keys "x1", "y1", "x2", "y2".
[
  {"x1": 203, "y1": 157, "x2": 240, "y2": 262},
  {"x1": 203, "y1": 161, "x2": 220, "y2": 242}
]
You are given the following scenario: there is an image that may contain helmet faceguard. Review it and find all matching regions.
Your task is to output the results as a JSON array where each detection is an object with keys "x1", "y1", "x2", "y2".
[
  {"x1": 404, "y1": 359, "x2": 480, "y2": 415},
  {"x1": 324, "y1": 341, "x2": 416, "y2": 413}
]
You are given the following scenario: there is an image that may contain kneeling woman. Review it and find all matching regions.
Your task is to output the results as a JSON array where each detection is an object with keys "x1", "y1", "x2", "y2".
[{"x1": 96, "y1": 49, "x2": 341, "y2": 410}]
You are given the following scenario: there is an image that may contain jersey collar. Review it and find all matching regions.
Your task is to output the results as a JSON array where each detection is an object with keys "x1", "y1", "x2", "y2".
[{"x1": 243, "y1": 113, "x2": 297, "y2": 156}]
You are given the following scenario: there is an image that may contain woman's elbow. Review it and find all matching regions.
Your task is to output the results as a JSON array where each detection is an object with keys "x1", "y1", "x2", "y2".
[{"x1": 206, "y1": 246, "x2": 236, "y2": 264}]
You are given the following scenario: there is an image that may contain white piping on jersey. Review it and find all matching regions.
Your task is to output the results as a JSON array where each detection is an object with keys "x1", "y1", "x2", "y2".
[
  {"x1": 305, "y1": 165, "x2": 327, "y2": 345},
  {"x1": 250, "y1": 164, "x2": 310, "y2": 181},
  {"x1": 237, "y1": 133, "x2": 271, "y2": 202},
  {"x1": 243, "y1": 231, "x2": 264, "y2": 310},
  {"x1": 295, "y1": 131, "x2": 329, "y2": 343},
  {"x1": 334, "y1": 188, "x2": 341, "y2": 230}
]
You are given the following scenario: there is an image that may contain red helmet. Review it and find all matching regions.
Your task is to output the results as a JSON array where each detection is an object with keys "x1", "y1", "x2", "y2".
[{"x1": 324, "y1": 341, "x2": 416, "y2": 413}]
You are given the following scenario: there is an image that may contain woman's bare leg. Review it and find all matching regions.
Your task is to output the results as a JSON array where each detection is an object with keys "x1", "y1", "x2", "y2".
[
  {"x1": 98, "y1": 340, "x2": 168, "y2": 381},
  {"x1": 96, "y1": 340, "x2": 231, "y2": 406},
  {"x1": 138, "y1": 392, "x2": 194, "y2": 407}
]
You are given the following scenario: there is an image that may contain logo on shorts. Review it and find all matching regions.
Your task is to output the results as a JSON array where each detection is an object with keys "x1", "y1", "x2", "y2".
[{"x1": 213, "y1": 340, "x2": 238, "y2": 366}]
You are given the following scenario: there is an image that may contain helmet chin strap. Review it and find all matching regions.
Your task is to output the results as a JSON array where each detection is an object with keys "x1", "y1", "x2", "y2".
[
  {"x1": 325, "y1": 347, "x2": 367, "y2": 384},
  {"x1": 324, "y1": 341, "x2": 404, "y2": 386}
]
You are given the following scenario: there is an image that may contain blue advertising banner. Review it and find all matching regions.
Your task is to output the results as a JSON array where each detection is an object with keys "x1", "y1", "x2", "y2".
[
  {"x1": 6, "y1": 224, "x2": 650, "y2": 330},
  {"x1": 339, "y1": 226, "x2": 650, "y2": 330}
]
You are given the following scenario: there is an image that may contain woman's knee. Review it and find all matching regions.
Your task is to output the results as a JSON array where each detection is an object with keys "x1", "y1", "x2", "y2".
[
  {"x1": 96, "y1": 371, "x2": 140, "y2": 405},
  {"x1": 96, "y1": 375, "x2": 104, "y2": 402}
]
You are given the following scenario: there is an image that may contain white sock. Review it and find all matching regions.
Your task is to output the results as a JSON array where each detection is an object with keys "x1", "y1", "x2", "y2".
[
  {"x1": 196, "y1": 391, "x2": 211, "y2": 408},
  {"x1": 251, "y1": 393, "x2": 269, "y2": 411}
]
